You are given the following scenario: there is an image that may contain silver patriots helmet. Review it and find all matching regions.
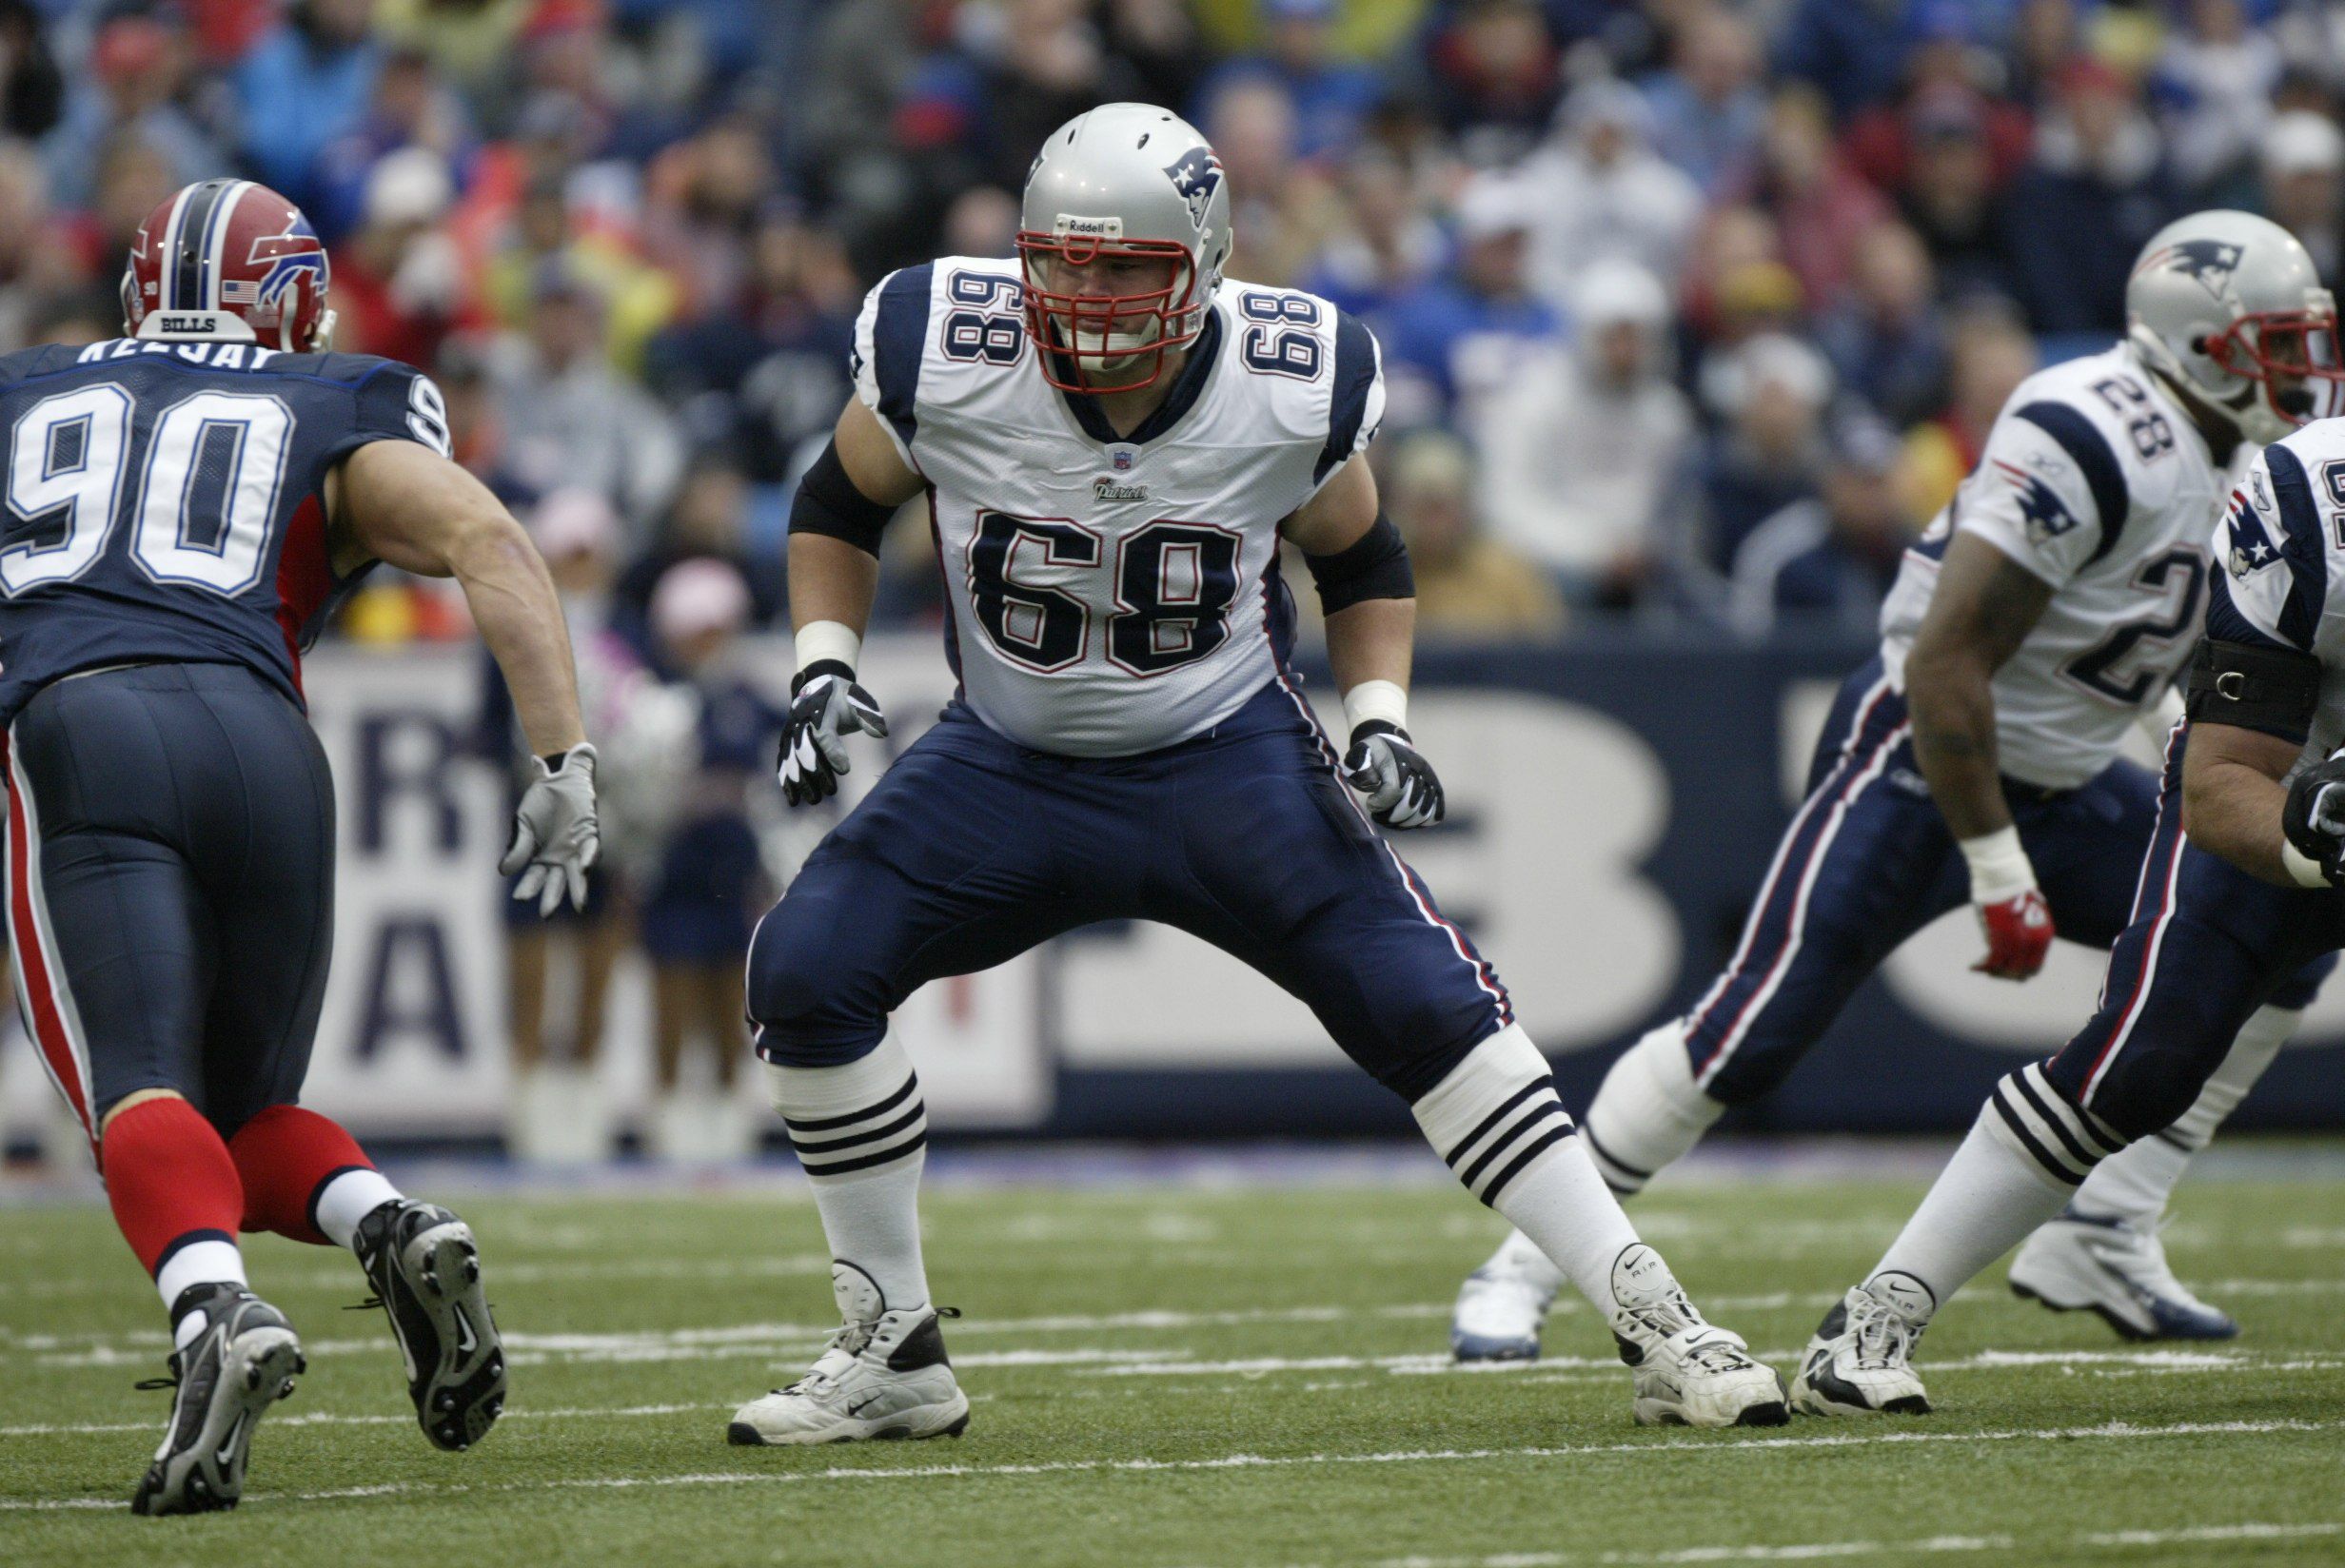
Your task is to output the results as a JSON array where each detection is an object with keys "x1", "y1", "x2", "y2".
[
  {"x1": 2126, "y1": 209, "x2": 2342, "y2": 444},
  {"x1": 1016, "y1": 103, "x2": 1234, "y2": 393}
]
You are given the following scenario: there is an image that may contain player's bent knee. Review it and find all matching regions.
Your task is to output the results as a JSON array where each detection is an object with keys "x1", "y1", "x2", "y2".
[
  {"x1": 745, "y1": 907, "x2": 892, "y2": 1068},
  {"x1": 2082, "y1": 1046, "x2": 2228, "y2": 1144}
]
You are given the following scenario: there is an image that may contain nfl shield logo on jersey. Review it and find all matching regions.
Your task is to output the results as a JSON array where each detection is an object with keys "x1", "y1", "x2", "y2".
[{"x1": 1110, "y1": 446, "x2": 1137, "y2": 472}]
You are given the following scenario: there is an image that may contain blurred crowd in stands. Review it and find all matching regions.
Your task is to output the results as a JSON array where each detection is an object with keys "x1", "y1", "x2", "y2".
[
  {"x1": 2, "y1": 0, "x2": 2338, "y2": 644},
  {"x1": 5, "y1": 0, "x2": 2344, "y2": 1150}
]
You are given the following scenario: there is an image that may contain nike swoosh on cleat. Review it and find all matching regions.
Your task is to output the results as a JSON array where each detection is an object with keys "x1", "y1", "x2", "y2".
[{"x1": 213, "y1": 1411, "x2": 247, "y2": 1470}]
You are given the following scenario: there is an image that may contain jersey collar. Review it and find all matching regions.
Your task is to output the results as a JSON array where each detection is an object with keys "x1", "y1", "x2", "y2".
[{"x1": 1053, "y1": 310, "x2": 1224, "y2": 448}]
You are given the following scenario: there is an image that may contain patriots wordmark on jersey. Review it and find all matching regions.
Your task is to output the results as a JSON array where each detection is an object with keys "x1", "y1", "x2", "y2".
[
  {"x1": 0, "y1": 337, "x2": 451, "y2": 724},
  {"x1": 852, "y1": 256, "x2": 1381, "y2": 756},
  {"x1": 1879, "y1": 343, "x2": 2231, "y2": 789}
]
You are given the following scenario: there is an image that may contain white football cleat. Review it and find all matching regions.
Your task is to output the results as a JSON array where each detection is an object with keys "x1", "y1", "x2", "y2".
[
  {"x1": 728, "y1": 1262, "x2": 970, "y2": 1446},
  {"x1": 1790, "y1": 1276, "x2": 1934, "y2": 1417},
  {"x1": 1607, "y1": 1245, "x2": 1788, "y2": 1427},
  {"x1": 1451, "y1": 1231, "x2": 1561, "y2": 1362},
  {"x1": 2008, "y1": 1208, "x2": 2237, "y2": 1342}
]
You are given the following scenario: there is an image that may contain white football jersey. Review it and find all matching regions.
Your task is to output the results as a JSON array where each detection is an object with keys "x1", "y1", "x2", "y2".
[
  {"x1": 1879, "y1": 344, "x2": 2234, "y2": 789},
  {"x1": 2212, "y1": 416, "x2": 2345, "y2": 770},
  {"x1": 852, "y1": 257, "x2": 1383, "y2": 756}
]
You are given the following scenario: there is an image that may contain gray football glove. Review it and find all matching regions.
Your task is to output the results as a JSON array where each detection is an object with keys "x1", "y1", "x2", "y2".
[
  {"x1": 778, "y1": 659, "x2": 889, "y2": 807},
  {"x1": 501, "y1": 743, "x2": 601, "y2": 915},
  {"x1": 1342, "y1": 721, "x2": 1445, "y2": 830}
]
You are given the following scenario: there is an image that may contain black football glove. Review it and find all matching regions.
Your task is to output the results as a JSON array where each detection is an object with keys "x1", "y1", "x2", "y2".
[
  {"x1": 778, "y1": 659, "x2": 888, "y2": 807},
  {"x1": 2283, "y1": 752, "x2": 2345, "y2": 885},
  {"x1": 1342, "y1": 720, "x2": 1444, "y2": 830}
]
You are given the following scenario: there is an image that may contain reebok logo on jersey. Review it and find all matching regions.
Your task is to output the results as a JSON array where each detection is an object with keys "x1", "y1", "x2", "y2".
[{"x1": 1993, "y1": 460, "x2": 2079, "y2": 543}]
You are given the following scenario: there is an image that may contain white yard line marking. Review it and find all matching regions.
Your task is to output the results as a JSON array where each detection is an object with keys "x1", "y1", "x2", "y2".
[
  {"x1": 1, "y1": 1417, "x2": 2336, "y2": 1513},
  {"x1": 0, "y1": 1254, "x2": 838, "y2": 1300},
  {"x1": 0, "y1": 1402, "x2": 723, "y2": 1438},
  {"x1": 1338, "y1": 1519, "x2": 2345, "y2": 1566}
]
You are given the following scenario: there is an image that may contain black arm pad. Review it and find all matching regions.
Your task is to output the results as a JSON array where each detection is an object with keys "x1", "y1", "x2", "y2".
[
  {"x1": 789, "y1": 440, "x2": 898, "y2": 557},
  {"x1": 1305, "y1": 511, "x2": 1414, "y2": 614},
  {"x1": 2186, "y1": 637, "x2": 2322, "y2": 744}
]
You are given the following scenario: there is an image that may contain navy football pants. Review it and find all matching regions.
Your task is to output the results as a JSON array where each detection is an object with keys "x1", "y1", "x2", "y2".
[
  {"x1": 2037, "y1": 735, "x2": 2345, "y2": 1143},
  {"x1": 1682, "y1": 657, "x2": 2331, "y2": 1104},
  {"x1": 749, "y1": 679, "x2": 1511, "y2": 1101},
  {"x1": 5, "y1": 663, "x2": 335, "y2": 1144}
]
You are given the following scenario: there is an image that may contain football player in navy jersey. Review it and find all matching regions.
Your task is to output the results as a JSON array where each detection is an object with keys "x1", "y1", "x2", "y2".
[{"x1": 3, "y1": 179, "x2": 598, "y2": 1513}]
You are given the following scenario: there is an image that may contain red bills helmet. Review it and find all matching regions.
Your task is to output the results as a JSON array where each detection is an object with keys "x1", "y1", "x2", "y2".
[{"x1": 120, "y1": 178, "x2": 336, "y2": 351}]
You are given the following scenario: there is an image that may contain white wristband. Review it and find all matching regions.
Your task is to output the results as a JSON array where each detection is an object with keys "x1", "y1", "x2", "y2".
[
  {"x1": 2283, "y1": 839, "x2": 2334, "y2": 889},
  {"x1": 795, "y1": 620, "x2": 861, "y2": 677},
  {"x1": 1959, "y1": 826, "x2": 2038, "y2": 905},
  {"x1": 1343, "y1": 679, "x2": 1409, "y2": 735}
]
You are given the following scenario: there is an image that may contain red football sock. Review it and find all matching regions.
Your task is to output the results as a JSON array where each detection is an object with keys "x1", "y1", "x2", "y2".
[
  {"x1": 101, "y1": 1097, "x2": 245, "y2": 1278},
  {"x1": 229, "y1": 1105, "x2": 378, "y2": 1246}
]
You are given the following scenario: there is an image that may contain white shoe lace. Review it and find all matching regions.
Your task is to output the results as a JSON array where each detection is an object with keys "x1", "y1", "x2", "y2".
[
  {"x1": 774, "y1": 1322, "x2": 875, "y2": 1400},
  {"x1": 1850, "y1": 1298, "x2": 1918, "y2": 1371}
]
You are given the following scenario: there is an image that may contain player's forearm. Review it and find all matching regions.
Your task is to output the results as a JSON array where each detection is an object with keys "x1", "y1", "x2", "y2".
[
  {"x1": 2182, "y1": 751, "x2": 2296, "y2": 887},
  {"x1": 1325, "y1": 597, "x2": 1415, "y2": 700},
  {"x1": 451, "y1": 519, "x2": 587, "y2": 756},
  {"x1": 1907, "y1": 652, "x2": 2013, "y2": 841},
  {"x1": 789, "y1": 533, "x2": 881, "y2": 643}
]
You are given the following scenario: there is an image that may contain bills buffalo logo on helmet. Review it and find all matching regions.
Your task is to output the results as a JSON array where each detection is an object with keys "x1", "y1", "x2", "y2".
[
  {"x1": 2137, "y1": 237, "x2": 2247, "y2": 303},
  {"x1": 225, "y1": 220, "x2": 328, "y2": 311},
  {"x1": 1163, "y1": 147, "x2": 1223, "y2": 230}
]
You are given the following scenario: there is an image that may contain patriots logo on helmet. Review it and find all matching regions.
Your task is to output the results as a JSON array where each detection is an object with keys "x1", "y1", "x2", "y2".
[
  {"x1": 2139, "y1": 238, "x2": 2246, "y2": 303},
  {"x1": 243, "y1": 218, "x2": 327, "y2": 310},
  {"x1": 1993, "y1": 460, "x2": 2079, "y2": 543},
  {"x1": 1163, "y1": 147, "x2": 1223, "y2": 230},
  {"x1": 2225, "y1": 489, "x2": 2283, "y2": 578}
]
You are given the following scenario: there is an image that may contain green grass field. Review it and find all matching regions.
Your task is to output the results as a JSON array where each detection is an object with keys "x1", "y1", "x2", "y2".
[{"x1": 5, "y1": 1154, "x2": 2345, "y2": 1567}]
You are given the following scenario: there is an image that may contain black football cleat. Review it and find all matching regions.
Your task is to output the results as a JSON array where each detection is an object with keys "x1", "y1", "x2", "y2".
[
  {"x1": 353, "y1": 1200, "x2": 507, "y2": 1451},
  {"x1": 130, "y1": 1284, "x2": 304, "y2": 1516}
]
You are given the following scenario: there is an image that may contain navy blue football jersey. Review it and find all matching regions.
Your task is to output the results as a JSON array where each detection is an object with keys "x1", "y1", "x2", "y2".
[{"x1": 0, "y1": 338, "x2": 451, "y2": 725}]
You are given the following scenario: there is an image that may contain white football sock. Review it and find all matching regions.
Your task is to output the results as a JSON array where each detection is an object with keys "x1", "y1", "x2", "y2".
[
  {"x1": 1867, "y1": 1104, "x2": 2077, "y2": 1318},
  {"x1": 315, "y1": 1167, "x2": 404, "y2": 1249},
  {"x1": 156, "y1": 1239, "x2": 248, "y2": 1343},
  {"x1": 1414, "y1": 1026, "x2": 1643, "y2": 1314},
  {"x1": 1581, "y1": 1019, "x2": 1724, "y2": 1195},
  {"x1": 2072, "y1": 1005, "x2": 2296, "y2": 1226},
  {"x1": 769, "y1": 1035, "x2": 930, "y2": 1314}
]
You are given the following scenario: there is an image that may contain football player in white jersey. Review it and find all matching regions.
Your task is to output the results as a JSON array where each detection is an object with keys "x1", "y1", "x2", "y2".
[
  {"x1": 1789, "y1": 215, "x2": 2345, "y2": 1417},
  {"x1": 722, "y1": 104, "x2": 1787, "y2": 1446},
  {"x1": 1454, "y1": 211, "x2": 2335, "y2": 1365}
]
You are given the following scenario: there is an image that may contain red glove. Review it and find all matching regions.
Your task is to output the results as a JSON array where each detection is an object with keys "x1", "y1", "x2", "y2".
[
  {"x1": 1974, "y1": 889, "x2": 2055, "y2": 979},
  {"x1": 1961, "y1": 826, "x2": 2053, "y2": 980}
]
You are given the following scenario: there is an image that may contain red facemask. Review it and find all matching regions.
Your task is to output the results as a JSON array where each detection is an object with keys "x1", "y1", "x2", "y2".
[
  {"x1": 2202, "y1": 306, "x2": 2345, "y2": 426},
  {"x1": 1015, "y1": 231, "x2": 1201, "y2": 394}
]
